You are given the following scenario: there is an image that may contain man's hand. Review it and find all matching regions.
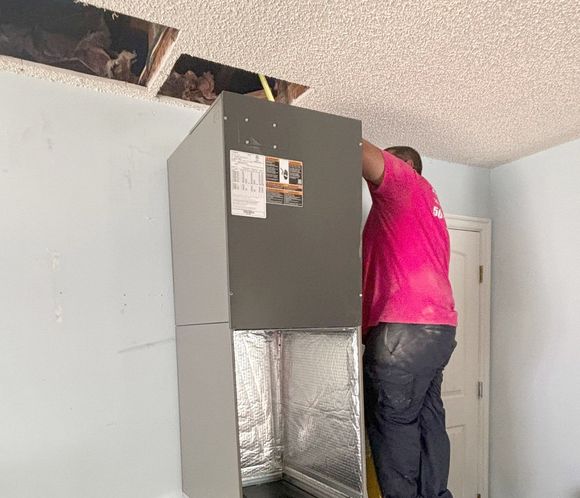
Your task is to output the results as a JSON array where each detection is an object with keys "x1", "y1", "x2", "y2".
[{"x1": 362, "y1": 140, "x2": 385, "y2": 186}]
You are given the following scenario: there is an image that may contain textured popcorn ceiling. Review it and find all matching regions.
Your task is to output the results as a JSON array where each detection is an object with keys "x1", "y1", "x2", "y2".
[{"x1": 1, "y1": 0, "x2": 579, "y2": 166}]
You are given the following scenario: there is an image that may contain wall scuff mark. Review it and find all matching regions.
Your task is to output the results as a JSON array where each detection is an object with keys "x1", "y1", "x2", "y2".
[{"x1": 117, "y1": 337, "x2": 175, "y2": 354}]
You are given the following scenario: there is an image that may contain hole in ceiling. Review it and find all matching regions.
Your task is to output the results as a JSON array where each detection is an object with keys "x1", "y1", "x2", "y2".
[
  {"x1": 158, "y1": 54, "x2": 309, "y2": 106},
  {"x1": 0, "y1": 0, "x2": 178, "y2": 86}
]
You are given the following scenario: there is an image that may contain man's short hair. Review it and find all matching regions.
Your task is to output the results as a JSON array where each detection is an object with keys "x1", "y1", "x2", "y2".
[{"x1": 385, "y1": 146, "x2": 423, "y2": 175}]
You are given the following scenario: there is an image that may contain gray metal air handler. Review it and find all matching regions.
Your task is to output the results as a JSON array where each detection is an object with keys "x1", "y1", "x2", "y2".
[{"x1": 168, "y1": 92, "x2": 366, "y2": 498}]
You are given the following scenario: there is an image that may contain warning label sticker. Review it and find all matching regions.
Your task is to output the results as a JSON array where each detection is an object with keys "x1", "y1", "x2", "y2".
[
  {"x1": 230, "y1": 150, "x2": 267, "y2": 218},
  {"x1": 266, "y1": 156, "x2": 304, "y2": 207}
]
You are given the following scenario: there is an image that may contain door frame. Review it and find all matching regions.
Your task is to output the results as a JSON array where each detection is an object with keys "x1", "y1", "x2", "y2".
[{"x1": 446, "y1": 214, "x2": 491, "y2": 498}]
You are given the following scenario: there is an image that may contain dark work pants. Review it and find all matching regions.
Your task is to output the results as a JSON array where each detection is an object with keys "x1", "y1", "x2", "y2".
[{"x1": 364, "y1": 323, "x2": 457, "y2": 498}]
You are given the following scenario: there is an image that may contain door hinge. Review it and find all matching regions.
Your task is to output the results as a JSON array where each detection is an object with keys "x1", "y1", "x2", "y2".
[
  {"x1": 479, "y1": 265, "x2": 484, "y2": 283},
  {"x1": 477, "y1": 381, "x2": 484, "y2": 399}
]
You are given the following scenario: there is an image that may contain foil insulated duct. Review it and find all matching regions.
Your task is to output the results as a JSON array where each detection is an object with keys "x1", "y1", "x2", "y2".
[
  {"x1": 233, "y1": 329, "x2": 363, "y2": 496},
  {"x1": 233, "y1": 330, "x2": 283, "y2": 482},
  {"x1": 282, "y1": 330, "x2": 363, "y2": 496}
]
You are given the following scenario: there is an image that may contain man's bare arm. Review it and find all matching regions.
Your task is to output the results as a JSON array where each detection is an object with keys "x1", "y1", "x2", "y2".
[{"x1": 362, "y1": 140, "x2": 384, "y2": 186}]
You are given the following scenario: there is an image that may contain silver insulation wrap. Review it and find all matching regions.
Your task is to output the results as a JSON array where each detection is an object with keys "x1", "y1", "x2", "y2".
[
  {"x1": 282, "y1": 330, "x2": 363, "y2": 496},
  {"x1": 233, "y1": 330, "x2": 283, "y2": 482},
  {"x1": 233, "y1": 329, "x2": 363, "y2": 497}
]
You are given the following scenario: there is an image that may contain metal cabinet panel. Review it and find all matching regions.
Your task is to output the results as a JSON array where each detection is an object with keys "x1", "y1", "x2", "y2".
[
  {"x1": 221, "y1": 92, "x2": 362, "y2": 330},
  {"x1": 176, "y1": 323, "x2": 242, "y2": 498},
  {"x1": 168, "y1": 104, "x2": 230, "y2": 326},
  {"x1": 169, "y1": 93, "x2": 364, "y2": 498}
]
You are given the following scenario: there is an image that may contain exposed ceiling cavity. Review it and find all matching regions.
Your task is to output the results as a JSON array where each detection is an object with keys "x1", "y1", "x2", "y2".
[
  {"x1": 0, "y1": 0, "x2": 177, "y2": 86},
  {"x1": 0, "y1": 0, "x2": 579, "y2": 167},
  {"x1": 157, "y1": 54, "x2": 308, "y2": 105}
]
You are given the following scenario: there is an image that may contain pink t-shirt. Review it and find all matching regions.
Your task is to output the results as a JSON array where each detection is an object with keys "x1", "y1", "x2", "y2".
[{"x1": 362, "y1": 150, "x2": 458, "y2": 340}]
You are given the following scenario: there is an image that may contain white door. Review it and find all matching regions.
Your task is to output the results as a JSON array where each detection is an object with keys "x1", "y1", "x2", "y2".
[{"x1": 444, "y1": 229, "x2": 481, "y2": 498}]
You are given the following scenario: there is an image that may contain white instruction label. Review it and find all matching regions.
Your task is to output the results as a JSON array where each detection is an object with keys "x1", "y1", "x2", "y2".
[{"x1": 230, "y1": 150, "x2": 267, "y2": 218}]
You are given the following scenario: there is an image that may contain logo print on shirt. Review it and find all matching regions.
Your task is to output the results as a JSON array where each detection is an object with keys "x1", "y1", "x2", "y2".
[{"x1": 433, "y1": 206, "x2": 444, "y2": 219}]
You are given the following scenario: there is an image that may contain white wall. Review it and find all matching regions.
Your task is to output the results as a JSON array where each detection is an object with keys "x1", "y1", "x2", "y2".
[
  {"x1": 0, "y1": 71, "x2": 492, "y2": 498},
  {"x1": 0, "y1": 71, "x2": 202, "y2": 498},
  {"x1": 490, "y1": 139, "x2": 580, "y2": 498},
  {"x1": 362, "y1": 155, "x2": 491, "y2": 222}
]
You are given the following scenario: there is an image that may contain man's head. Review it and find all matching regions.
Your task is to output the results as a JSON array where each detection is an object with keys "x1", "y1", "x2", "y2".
[{"x1": 385, "y1": 146, "x2": 423, "y2": 175}]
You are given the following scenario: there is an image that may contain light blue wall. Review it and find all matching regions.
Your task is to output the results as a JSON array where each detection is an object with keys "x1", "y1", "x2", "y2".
[
  {"x1": 489, "y1": 139, "x2": 580, "y2": 498},
  {"x1": 362, "y1": 155, "x2": 491, "y2": 223},
  {"x1": 425, "y1": 157, "x2": 491, "y2": 219},
  {"x1": 0, "y1": 71, "x2": 202, "y2": 498}
]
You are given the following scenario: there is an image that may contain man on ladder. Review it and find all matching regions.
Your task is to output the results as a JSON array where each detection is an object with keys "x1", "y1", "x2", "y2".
[{"x1": 361, "y1": 140, "x2": 458, "y2": 498}]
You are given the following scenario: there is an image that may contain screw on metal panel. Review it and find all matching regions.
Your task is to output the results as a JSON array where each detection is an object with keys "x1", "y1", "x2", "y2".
[{"x1": 244, "y1": 117, "x2": 249, "y2": 122}]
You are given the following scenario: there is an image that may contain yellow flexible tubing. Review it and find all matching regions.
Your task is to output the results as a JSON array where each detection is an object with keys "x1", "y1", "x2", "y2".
[{"x1": 258, "y1": 74, "x2": 275, "y2": 102}]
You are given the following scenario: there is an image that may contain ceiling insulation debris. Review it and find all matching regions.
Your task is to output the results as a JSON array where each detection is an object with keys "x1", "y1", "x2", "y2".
[
  {"x1": 0, "y1": 12, "x2": 133, "y2": 81},
  {"x1": 157, "y1": 55, "x2": 308, "y2": 106},
  {"x1": 0, "y1": 0, "x2": 176, "y2": 86},
  {"x1": 159, "y1": 70, "x2": 218, "y2": 105}
]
